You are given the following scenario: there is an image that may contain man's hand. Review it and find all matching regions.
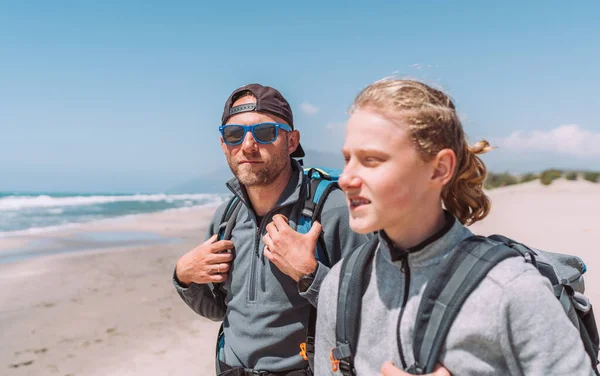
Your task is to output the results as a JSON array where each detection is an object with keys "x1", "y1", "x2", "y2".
[
  {"x1": 175, "y1": 234, "x2": 234, "y2": 287},
  {"x1": 380, "y1": 362, "x2": 450, "y2": 376},
  {"x1": 263, "y1": 214, "x2": 322, "y2": 282}
]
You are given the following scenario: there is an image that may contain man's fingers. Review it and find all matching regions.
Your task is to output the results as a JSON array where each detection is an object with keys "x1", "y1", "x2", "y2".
[
  {"x1": 209, "y1": 240, "x2": 234, "y2": 253},
  {"x1": 209, "y1": 273, "x2": 228, "y2": 283},
  {"x1": 211, "y1": 253, "x2": 233, "y2": 263},
  {"x1": 272, "y1": 214, "x2": 290, "y2": 232},
  {"x1": 263, "y1": 247, "x2": 285, "y2": 270},
  {"x1": 272, "y1": 214, "x2": 289, "y2": 223},
  {"x1": 204, "y1": 234, "x2": 218, "y2": 244},
  {"x1": 263, "y1": 246, "x2": 275, "y2": 262},
  {"x1": 265, "y1": 221, "x2": 278, "y2": 236},
  {"x1": 262, "y1": 233, "x2": 275, "y2": 250},
  {"x1": 308, "y1": 221, "x2": 322, "y2": 240},
  {"x1": 208, "y1": 262, "x2": 230, "y2": 274}
]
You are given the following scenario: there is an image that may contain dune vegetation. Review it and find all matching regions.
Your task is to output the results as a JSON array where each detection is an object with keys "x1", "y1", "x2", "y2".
[{"x1": 484, "y1": 169, "x2": 600, "y2": 189}]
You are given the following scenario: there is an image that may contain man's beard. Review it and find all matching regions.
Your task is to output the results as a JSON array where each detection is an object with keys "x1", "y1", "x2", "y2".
[{"x1": 226, "y1": 150, "x2": 289, "y2": 187}]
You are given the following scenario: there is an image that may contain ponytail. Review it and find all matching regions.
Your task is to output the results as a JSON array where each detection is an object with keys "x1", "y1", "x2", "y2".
[{"x1": 442, "y1": 140, "x2": 492, "y2": 225}]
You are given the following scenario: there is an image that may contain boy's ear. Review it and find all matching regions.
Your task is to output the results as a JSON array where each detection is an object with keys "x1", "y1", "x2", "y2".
[{"x1": 431, "y1": 148, "x2": 456, "y2": 186}]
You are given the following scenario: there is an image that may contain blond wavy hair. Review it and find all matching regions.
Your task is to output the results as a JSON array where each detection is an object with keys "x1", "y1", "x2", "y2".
[{"x1": 350, "y1": 78, "x2": 492, "y2": 225}]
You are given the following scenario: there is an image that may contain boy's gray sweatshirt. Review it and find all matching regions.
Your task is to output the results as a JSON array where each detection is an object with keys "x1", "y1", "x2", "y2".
[
  {"x1": 173, "y1": 160, "x2": 369, "y2": 372},
  {"x1": 315, "y1": 215, "x2": 594, "y2": 375}
]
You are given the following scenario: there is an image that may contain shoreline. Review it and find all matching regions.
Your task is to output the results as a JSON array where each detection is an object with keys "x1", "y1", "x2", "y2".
[{"x1": 0, "y1": 205, "x2": 221, "y2": 263}]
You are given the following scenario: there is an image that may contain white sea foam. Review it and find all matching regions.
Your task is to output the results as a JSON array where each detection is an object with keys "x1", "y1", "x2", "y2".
[
  {"x1": 0, "y1": 193, "x2": 222, "y2": 211},
  {"x1": 0, "y1": 200, "x2": 226, "y2": 239}
]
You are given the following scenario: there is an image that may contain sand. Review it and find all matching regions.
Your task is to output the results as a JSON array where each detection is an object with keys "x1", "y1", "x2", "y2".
[
  {"x1": 1, "y1": 179, "x2": 599, "y2": 375},
  {"x1": 0, "y1": 207, "x2": 221, "y2": 376}
]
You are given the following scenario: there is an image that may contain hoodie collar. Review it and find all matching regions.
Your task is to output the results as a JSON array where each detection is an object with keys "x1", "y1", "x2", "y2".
[{"x1": 379, "y1": 211, "x2": 472, "y2": 268}]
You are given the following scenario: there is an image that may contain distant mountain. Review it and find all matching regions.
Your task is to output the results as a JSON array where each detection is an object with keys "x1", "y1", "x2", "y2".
[
  {"x1": 168, "y1": 149, "x2": 344, "y2": 193},
  {"x1": 301, "y1": 149, "x2": 345, "y2": 170},
  {"x1": 167, "y1": 166, "x2": 233, "y2": 194}
]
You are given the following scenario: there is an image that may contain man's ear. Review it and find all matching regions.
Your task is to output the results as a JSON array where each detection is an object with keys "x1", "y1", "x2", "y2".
[
  {"x1": 431, "y1": 148, "x2": 456, "y2": 186},
  {"x1": 287, "y1": 130, "x2": 300, "y2": 155}
]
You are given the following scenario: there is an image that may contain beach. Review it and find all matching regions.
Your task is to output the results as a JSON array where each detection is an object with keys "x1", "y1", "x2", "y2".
[
  {"x1": 1, "y1": 179, "x2": 599, "y2": 375},
  {"x1": 0, "y1": 206, "x2": 222, "y2": 376}
]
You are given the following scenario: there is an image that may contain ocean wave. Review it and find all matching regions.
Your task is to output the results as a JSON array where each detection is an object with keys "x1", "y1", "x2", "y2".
[
  {"x1": 0, "y1": 193, "x2": 223, "y2": 211},
  {"x1": 0, "y1": 201, "x2": 225, "y2": 238}
]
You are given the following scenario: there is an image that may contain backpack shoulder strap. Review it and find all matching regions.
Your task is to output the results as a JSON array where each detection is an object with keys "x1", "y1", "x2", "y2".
[
  {"x1": 213, "y1": 196, "x2": 243, "y2": 374},
  {"x1": 300, "y1": 171, "x2": 342, "y2": 371},
  {"x1": 409, "y1": 236, "x2": 520, "y2": 374},
  {"x1": 210, "y1": 196, "x2": 242, "y2": 301},
  {"x1": 297, "y1": 170, "x2": 340, "y2": 267},
  {"x1": 330, "y1": 237, "x2": 380, "y2": 376},
  {"x1": 218, "y1": 196, "x2": 242, "y2": 240}
]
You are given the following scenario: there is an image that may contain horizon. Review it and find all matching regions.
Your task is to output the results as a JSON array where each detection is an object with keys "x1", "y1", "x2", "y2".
[{"x1": 2, "y1": 1, "x2": 599, "y2": 193}]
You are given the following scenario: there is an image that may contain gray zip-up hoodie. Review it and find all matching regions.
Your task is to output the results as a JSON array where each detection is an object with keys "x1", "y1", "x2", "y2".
[
  {"x1": 315, "y1": 215, "x2": 594, "y2": 375},
  {"x1": 174, "y1": 160, "x2": 369, "y2": 372}
]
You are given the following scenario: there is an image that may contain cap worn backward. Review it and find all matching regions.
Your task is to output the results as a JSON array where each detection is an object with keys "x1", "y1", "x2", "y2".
[{"x1": 220, "y1": 83, "x2": 305, "y2": 158}]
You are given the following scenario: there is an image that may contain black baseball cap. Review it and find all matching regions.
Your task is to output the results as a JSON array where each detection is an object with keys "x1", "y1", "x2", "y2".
[{"x1": 221, "y1": 83, "x2": 305, "y2": 158}]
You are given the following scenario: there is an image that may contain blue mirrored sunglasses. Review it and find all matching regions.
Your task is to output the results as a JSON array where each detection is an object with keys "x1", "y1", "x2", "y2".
[{"x1": 219, "y1": 122, "x2": 293, "y2": 146}]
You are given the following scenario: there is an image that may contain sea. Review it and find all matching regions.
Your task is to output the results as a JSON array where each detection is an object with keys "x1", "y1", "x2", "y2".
[{"x1": 0, "y1": 192, "x2": 229, "y2": 237}]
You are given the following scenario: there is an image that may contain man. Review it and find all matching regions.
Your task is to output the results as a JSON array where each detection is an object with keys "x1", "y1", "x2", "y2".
[{"x1": 173, "y1": 83, "x2": 367, "y2": 375}]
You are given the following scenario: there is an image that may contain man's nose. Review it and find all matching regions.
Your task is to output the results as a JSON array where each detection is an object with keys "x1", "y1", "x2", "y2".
[{"x1": 241, "y1": 130, "x2": 258, "y2": 152}]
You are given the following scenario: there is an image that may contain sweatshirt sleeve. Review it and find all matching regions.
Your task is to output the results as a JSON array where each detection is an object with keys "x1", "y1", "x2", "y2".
[
  {"x1": 314, "y1": 262, "x2": 343, "y2": 376},
  {"x1": 172, "y1": 204, "x2": 228, "y2": 322},
  {"x1": 498, "y1": 267, "x2": 594, "y2": 375}
]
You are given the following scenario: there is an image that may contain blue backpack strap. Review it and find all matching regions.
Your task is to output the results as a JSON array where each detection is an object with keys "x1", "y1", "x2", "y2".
[{"x1": 298, "y1": 167, "x2": 341, "y2": 267}]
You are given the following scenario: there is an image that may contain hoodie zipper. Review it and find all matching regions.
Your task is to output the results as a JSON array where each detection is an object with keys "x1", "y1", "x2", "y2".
[
  {"x1": 248, "y1": 219, "x2": 263, "y2": 302},
  {"x1": 396, "y1": 254, "x2": 411, "y2": 370},
  {"x1": 248, "y1": 203, "x2": 292, "y2": 302}
]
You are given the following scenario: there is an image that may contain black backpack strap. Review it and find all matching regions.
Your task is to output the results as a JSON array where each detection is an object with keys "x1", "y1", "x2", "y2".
[
  {"x1": 578, "y1": 307, "x2": 600, "y2": 375},
  {"x1": 213, "y1": 196, "x2": 243, "y2": 374},
  {"x1": 210, "y1": 196, "x2": 243, "y2": 301},
  {"x1": 409, "y1": 236, "x2": 520, "y2": 374},
  {"x1": 219, "y1": 196, "x2": 243, "y2": 239},
  {"x1": 331, "y1": 237, "x2": 379, "y2": 376}
]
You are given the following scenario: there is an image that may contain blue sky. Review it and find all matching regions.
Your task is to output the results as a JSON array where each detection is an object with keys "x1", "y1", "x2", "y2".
[{"x1": 1, "y1": 0, "x2": 599, "y2": 193}]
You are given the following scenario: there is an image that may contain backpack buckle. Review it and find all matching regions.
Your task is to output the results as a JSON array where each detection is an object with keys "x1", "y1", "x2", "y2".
[
  {"x1": 337, "y1": 359, "x2": 356, "y2": 375},
  {"x1": 299, "y1": 342, "x2": 308, "y2": 361},
  {"x1": 561, "y1": 278, "x2": 575, "y2": 296},
  {"x1": 329, "y1": 349, "x2": 339, "y2": 372},
  {"x1": 330, "y1": 345, "x2": 356, "y2": 375},
  {"x1": 406, "y1": 363, "x2": 425, "y2": 374},
  {"x1": 249, "y1": 371, "x2": 269, "y2": 376}
]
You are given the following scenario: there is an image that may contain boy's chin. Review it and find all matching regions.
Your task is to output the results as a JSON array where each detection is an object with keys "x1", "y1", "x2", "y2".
[{"x1": 349, "y1": 219, "x2": 377, "y2": 235}]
